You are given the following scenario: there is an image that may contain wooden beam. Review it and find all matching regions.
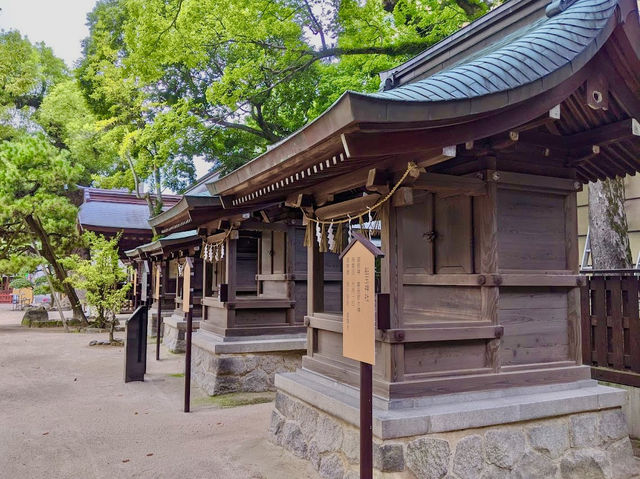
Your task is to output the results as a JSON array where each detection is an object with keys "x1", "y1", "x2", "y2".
[
  {"x1": 315, "y1": 193, "x2": 381, "y2": 221},
  {"x1": 411, "y1": 172, "x2": 486, "y2": 196},
  {"x1": 285, "y1": 192, "x2": 313, "y2": 208},
  {"x1": 391, "y1": 187, "x2": 414, "y2": 207},
  {"x1": 366, "y1": 168, "x2": 390, "y2": 195},
  {"x1": 566, "y1": 118, "x2": 639, "y2": 148}
]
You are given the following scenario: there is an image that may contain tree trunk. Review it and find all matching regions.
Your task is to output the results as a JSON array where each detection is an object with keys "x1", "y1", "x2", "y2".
[
  {"x1": 24, "y1": 214, "x2": 89, "y2": 325},
  {"x1": 43, "y1": 264, "x2": 69, "y2": 333},
  {"x1": 588, "y1": 178, "x2": 632, "y2": 269}
]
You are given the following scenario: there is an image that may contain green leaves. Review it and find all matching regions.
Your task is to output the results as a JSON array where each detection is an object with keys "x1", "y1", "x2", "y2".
[
  {"x1": 66, "y1": 232, "x2": 131, "y2": 321},
  {"x1": 78, "y1": 0, "x2": 486, "y2": 175}
]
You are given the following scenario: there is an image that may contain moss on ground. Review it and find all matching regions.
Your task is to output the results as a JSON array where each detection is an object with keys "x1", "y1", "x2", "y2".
[
  {"x1": 169, "y1": 373, "x2": 185, "y2": 378},
  {"x1": 192, "y1": 391, "x2": 275, "y2": 409}
]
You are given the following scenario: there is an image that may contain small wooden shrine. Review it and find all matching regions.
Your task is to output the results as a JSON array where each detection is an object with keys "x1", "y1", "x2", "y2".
[
  {"x1": 149, "y1": 193, "x2": 341, "y2": 395},
  {"x1": 199, "y1": 0, "x2": 640, "y2": 476},
  {"x1": 126, "y1": 231, "x2": 203, "y2": 352}
]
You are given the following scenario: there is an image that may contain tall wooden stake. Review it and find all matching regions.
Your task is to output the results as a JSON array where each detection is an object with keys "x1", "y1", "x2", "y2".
[
  {"x1": 360, "y1": 361, "x2": 373, "y2": 479},
  {"x1": 155, "y1": 295, "x2": 162, "y2": 361},
  {"x1": 184, "y1": 308, "x2": 193, "y2": 412}
]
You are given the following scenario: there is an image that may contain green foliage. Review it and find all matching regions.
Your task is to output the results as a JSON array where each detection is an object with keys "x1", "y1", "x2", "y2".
[
  {"x1": 0, "y1": 30, "x2": 67, "y2": 140},
  {"x1": 66, "y1": 232, "x2": 131, "y2": 325},
  {"x1": 79, "y1": 0, "x2": 488, "y2": 175},
  {"x1": 9, "y1": 277, "x2": 32, "y2": 290},
  {"x1": 0, "y1": 134, "x2": 83, "y2": 264}
]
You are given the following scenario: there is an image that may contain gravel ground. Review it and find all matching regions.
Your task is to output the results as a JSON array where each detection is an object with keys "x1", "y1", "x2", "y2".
[{"x1": 0, "y1": 304, "x2": 319, "y2": 479}]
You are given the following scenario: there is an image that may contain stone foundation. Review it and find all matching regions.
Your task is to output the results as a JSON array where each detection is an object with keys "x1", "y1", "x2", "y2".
[
  {"x1": 190, "y1": 330, "x2": 306, "y2": 395},
  {"x1": 270, "y1": 371, "x2": 640, "y2": 478},
  {"x1": 162, "y1": 315, "x2": 200, "y2": 353},
  {"x1": 147, "y1": 312, "x2": 172, "y2": 337}
]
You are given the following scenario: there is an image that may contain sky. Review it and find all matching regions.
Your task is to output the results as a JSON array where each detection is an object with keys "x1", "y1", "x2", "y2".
[{"x1": 0, "y1": 0, "x2": 211, "y2": 183}]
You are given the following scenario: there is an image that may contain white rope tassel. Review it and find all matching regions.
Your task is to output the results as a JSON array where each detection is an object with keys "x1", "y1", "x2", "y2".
[
  {"x1": 316, "y1": 222, "x2": 322, "y2": 246},
  {"x1": 220, "y1": 242, "x2": 225, "y2": 260},
  {"x1": 347, "y1": 214, "x2": 353, "y2": 242},
  {"x1": 367, "y1": 207, "x2": 373, "y2": 240},
  {"x1": 327, "y1": 222, "x2": 335, "y2": 252}
]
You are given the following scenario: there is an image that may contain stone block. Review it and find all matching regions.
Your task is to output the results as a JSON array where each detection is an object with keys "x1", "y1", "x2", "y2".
[
  {"x1": 269, "y1": 410, "x2": 284, "y2": 442},
  {"x1": 560, "y1": 448, "x2": 612, "y2": 479},
  {"x1": 318, "y1": 453, "x2": 345, "y2": 479},
  {"x1": 606, "y1": 437, "x2": 640, "y2": 479},
  {"x1": 484, "y1": 429, "x2": 525, "y2": 469},
  {"x1": 281, "y1": 421, "x2": 307, "y2": 458},
  {"x1": 526, "y1": 420, "x2": 569, "y2": 459},
  {"x1": 452, "y1": 434, "x2": 484, "y2": 479},
  {"x1": 406, "y1": 437, "x2": 450, "y2": 479},
  {"x1": 242, "y1": 368, "x2": 270, "y2": 392},
  {"x1": 570, "y1": 412, "x2": 602, "y2": 448},
  {"x1": 315, "y1": 414, "x2": 343, "y2": 453},
  {"x1": 293, "y1": 400, "x2": 319, "y2": 440},
  {"x1": 599, "y1": 409, "x2": 628, "y2": 443},
  {"x1": 512, "y1": 451, "x2": 557, "y2": 479},
  {"x1": 307, "y1": 440, "x2": 321, "y2": 470},
  {"x1": 373, "y1": 442, "x2": 405, "y2": 473},
  {"x1": 342, "y1": 429, "x2": 359, "y2": 464}
]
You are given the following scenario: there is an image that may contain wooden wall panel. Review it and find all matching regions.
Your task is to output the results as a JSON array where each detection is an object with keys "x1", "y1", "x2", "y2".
[
  {"x1": 404, "y1": 340, "x2": 487, "y2": 374},
  {"x1": 399, "y1": 199, "x2": 434, "y2": 275},
  {"x1": 234, "y1": 308, "x2": 288, "y2": 327},
  {"x1": 402, "y1": 285, "x2": 482, "y2": 323},
  {"x1": 499, "y1": 287, "x2": 569, "y2": 365},
  {"x1": 497, "y1": 190, "x2": 566, "y2": 270},
  {"x1": 435, "y1": 195, "x2": 473, "y2": 274},
  {"x1": 273, "y1": 231, "x2": 286, "y2": 274}
]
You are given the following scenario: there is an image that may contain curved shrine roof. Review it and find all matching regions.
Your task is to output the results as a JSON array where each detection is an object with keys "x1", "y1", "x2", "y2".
[{"x1": 368, "y1": 0, "x2": 616, "y2": 103}]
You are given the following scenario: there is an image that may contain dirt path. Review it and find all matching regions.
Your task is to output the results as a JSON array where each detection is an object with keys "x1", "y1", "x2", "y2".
[{"x1": 0, "y1": 305, "x2": 318, "y2": 479}]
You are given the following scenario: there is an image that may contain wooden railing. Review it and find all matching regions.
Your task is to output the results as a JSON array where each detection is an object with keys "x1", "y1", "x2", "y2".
[
  {"x1": 581, "y1": 271, "x2": 640, "y2": 387},
  {"x1": 0, "y1": 290, "x2": 13, "y2": 303}
]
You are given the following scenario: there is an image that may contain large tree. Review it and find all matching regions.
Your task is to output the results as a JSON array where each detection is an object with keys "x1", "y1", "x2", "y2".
[
  {"x1": 78, "y1": 0, "x2": 490, "y2": 176},
  {"x1": 0, "y1": 134, "x2": 88, "y2": 324}
]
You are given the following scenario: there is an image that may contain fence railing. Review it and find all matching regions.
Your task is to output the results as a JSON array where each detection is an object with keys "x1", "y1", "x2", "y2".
[
  {"x1": 0, "y1": 290, "x2": 13, "y2": 303},
  {"x1": 580, "y1": 272, "x2": 640, "y2": 387}
]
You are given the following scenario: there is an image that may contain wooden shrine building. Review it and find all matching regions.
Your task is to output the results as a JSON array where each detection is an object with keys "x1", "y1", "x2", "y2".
[
  {"x1": 148, "y1": 191, "x2": 342, "y2": 395},
  {"x1": 199, "y1": 0, "x2": 640, "y2": 476},
  {"x1": 125, "y1": 230, "x2": 203, "y2": 352},
  {"x1": 77, "y1": 187, "x2": 180, "y2": 257}
]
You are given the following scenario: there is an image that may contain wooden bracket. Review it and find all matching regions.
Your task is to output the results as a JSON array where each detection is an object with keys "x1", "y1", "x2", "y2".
[{"x1": 366, "y1": 168, "x2": 391, "y2": 195}]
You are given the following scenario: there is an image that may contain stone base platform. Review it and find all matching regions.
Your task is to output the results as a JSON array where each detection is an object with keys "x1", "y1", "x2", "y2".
[
  {"x1": 191, "y1": 330, "x2": 306, "y2": 396},
  {"x1": 147, "y1": 311, "x2": 173, "y2": 337},
  {"x1": 270, "y1": 369, "x2": 640, "y2": 478},
  {"x1": 162, "y1": 315, "x2": 201, "y2": 353}
]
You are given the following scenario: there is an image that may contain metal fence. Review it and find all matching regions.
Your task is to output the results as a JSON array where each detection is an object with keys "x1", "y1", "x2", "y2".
[{"x1": 581, "y1": 271, "x2": 640, "y2": 387}]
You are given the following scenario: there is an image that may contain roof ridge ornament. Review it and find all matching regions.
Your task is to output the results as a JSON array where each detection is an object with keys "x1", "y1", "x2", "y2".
[{"x1": 546, "y1": 0, "x2": 580, "y2": 17}]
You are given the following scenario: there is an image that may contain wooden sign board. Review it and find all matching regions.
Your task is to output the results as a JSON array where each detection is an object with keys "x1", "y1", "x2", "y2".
[
  {"x1": 182, "y1": 258, "x2": 193, "y2": 313},
  {"x1": 133, "y1": 268, "x2": 138, "y2": 297},
  {"x1": 141, "y1": 261, "x2": 149, "y2": 302},
  {"x1": 154, "y1": 263, "x2": 161, "y2": 300},
  {"x1": 340, "y1": 233, "x2": 383, "y2": 365}
]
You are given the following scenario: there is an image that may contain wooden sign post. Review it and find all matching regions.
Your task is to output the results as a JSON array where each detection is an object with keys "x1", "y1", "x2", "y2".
[
  {"x1": 154, "y1": 263, "x2": 162, "y2": 361},
  {"x1": 182, "y1": 258, "x2": 194, "y2": 413},
  {"x1": 140, "y1": 260, "x2": 150, "y2": 305},
  {"x1": 340, "y1": 233, "x2": 383, "y2": 479}
]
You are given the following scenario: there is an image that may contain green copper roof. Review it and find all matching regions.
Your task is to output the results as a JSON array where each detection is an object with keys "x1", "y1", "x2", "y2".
[{"x1": 366, "y1": 0, "x2": 617, "y2": 102}]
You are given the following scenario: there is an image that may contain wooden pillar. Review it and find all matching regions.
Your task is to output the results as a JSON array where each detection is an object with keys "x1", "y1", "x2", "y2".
[
  {"x1": 285, "y1": 225, "x2": 296, "y2": 324},
  {"x1": 307, "y1": 234, "x2": 324, "y2": 316},
  {"x1": 565, "y1": 191, "x2": 582, "y2": 363},
  {"x1": 475, "y1": 175, "x2": 500, "y2": 373},
  {"x1": 380, "y1": 202, "x2": 403, "y2": 383}
]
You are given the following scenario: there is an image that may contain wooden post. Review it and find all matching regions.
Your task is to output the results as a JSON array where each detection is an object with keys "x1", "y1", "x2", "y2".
[
  {"x1": 360, "y1": 362, "x2": 373, "y2": 479},
  {"x1": 184, "y1": 308, "x2": 193, "y2": 412},
  {"x1": 155, "y1": 263, "x2": 162, "y2": 361},
  {"x1": 340, "y1": 234, "x2": 382, "y2": 479},
  {"x1": 182, "y1": 258, "x2": 194, "y2": 413}
]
